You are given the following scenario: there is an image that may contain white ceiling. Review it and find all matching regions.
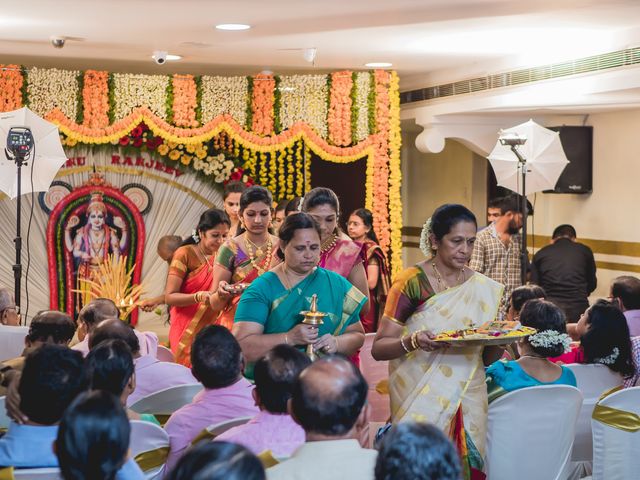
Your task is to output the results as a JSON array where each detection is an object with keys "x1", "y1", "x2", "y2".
[{"x1": 2, "y1": 0, "x2": 640, "y2": 89}]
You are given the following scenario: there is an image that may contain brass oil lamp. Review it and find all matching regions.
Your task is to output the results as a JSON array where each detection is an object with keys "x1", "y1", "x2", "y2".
[{"x1": 300, "y1": 294, "x2": 327, "y2": 361}]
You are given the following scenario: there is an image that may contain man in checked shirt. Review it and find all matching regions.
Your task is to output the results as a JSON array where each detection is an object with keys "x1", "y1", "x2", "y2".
[{"x1": 470, "y1": 195, "x2": 533, "y2": 319}]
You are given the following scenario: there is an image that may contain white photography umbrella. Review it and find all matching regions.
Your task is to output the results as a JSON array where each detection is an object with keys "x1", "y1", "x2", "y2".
[
  {"x1": 0, "y1": 107, "x2": 67, "y2": 315},
  {"x1": 487, "y1": 119, "x2": 569, "y2": 195},
  {"x1": 487, "y1": 119, "x2": 569, "y2": 284},
  {"x1": 0, "y1": 107, "x2": 67, "y2": 199}
]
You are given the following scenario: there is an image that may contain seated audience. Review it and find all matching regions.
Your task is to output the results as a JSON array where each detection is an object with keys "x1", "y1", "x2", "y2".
[
  {"x1": 0, "y1": 286, "x2": 19, "y2": 326},
  {"x1": 610, "y1": 275, "x2": 640, "y2": 336},
  {"x1": 374, "y1": 422, "x2": 462, "y2": 480},
  {"x1": 216, "y1": 344, "x2": 310, "y2": 457},
  {"x1": 487, "y1": 299, "x2": 576, "y2": 403},
  {"x1": 506, "y1": 285, "x2": 546, "y2": 322},
  {"x1": 267, "y1": 355, "x2": 375, "y2": 480},
  {"x1": 88, "y1": 319, "x2": 196, "y2": 406},
  {"x1": 166, "y1": 441, "x2": 265, "y2": 480},
  {"x1": 85, "y1": 339, "x2": 159, "y2": 424},
  {"x1": 73, "y1": 298, "x2": 158, "y2": 357},
  {"x1": 0, "y1": 310, "x2": 76, "y2": 395},
  {"x1": 551, "y1": 299, "x2": 638, "y2": 387},
  {"x1": 56, "y1": 390, "x2": 144, "y2": 480},
  {"x1": 164, "y1": 325, "x2": 258, "y2": 471}
]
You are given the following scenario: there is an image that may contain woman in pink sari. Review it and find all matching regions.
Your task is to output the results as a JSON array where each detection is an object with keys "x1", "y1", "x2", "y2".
[{"x1": 165, "y1": 209, "x2": 230, "y2": 366}]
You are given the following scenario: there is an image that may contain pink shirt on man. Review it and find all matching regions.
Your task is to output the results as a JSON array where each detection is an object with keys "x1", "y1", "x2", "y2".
[
  {"x1": 72, "y1": 330, "x2": 159, "y2": 358},
  {"x1": 164, "y1": 378, "x2": 258, "y2": 471},
  {"x1": 126, "y1": 354, "x2": 197, "y2": 406},
  {"x1": 215, "y1": 410, "x2": 305, "y2": 457},
  {"x1": 624, "y1": 310, "x2": 640, "y2": 337}
]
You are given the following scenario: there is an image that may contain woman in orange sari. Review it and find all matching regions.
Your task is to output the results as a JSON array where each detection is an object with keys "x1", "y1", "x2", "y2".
[
  {"x1": 348, "y1": 208, "x2": 390, "y2": 333},
  {"x1": 166, "y1": 209, "x2": 230, "y2": 366},
  {"x1": 209, "y1": 185, "x2": 281, "y2": 329}
]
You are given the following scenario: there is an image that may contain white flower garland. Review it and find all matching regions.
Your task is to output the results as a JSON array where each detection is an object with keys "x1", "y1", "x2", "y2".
[
  {"x1": 279, "y1": 75, "x2": 328, "y2": 138},
  {"x1": 191, "y1": 230, "x2": 200, "y2": 243},
  {"x1": 112, "y1": 73, "x2": 169, "y2": 121},
  {"x1": 192, "y1": 153, "x2": 235, "y2": 183},
  {"x1": 594, "y1": 347, "x2": 620, "y2": 366},
  {"x1": 354, "y1": 72, "x2": 371, "y2": 142},
  {"x1": 27, "y1": 67, "x2": 80, "y2": 120},
  {"x1": 529, "y1": 330, "x2": 572, "y2": 353},
  {"x1": 419, "y1": 218, "x2": 433, "y2": 257},
  {"x1": 201, "y1": 75, "x2": 248, "y2": 126}
]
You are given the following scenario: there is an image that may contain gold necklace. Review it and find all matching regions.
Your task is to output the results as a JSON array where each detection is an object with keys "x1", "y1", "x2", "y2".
[
  {"x1": 245, "y1": 236, "x2": 268, "y2": 257},
  {"x1": 245, "y1": 235, "x2": 273, "y2": 275},
  {"x1": 321, "y1": 234, "x2": 337, "y2": 254},
  {"x1": 432, "y1": 261, "x2": 464, "y2": 291},
  {"x1": 198, "y1": 243, "x2": 215, "y2": 272}
]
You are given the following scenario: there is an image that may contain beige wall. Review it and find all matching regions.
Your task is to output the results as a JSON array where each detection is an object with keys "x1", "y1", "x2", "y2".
[{"x1": 400, "y1": 109, "x2": 640, "y2": 299}]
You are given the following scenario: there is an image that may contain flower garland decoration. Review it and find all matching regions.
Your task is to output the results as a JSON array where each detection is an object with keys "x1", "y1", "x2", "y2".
[
  {"x1": 279, "y1": 75, "x2": 329, "y2": 138},
  {"x1": 201, "y1": 75, "x2": 248, "y2": 127},
  {"x1": 594, "y1": 347, "x2": 620, "y2": 365},
  {"x1": 529, "y1": 330, "x2": 573, "y2": 353},
  {"x1": 251, "y1": 73, "x2": 275, "y2": 136},
  {"x1": 419, "y1": 218, "x2": 434, "y2": 257},
  {"x1": 76, "y1": 71, "x2": 84, "y2": 124},
  {"x1": 82, "y1": 70, "x2": 110, "y2": 128},
  {"x1": 245, "y1": 76, "x2": 253, "y2": 131},
  {"x1": 27, "y1": 67, "x2": 80, "y2": 120},
  {"x1": 328, "y1": 71, "x2": 353, "y2": 146},
  {"x1": 388, "y1": 70, "x2": 403, "y2": 277},
  {"x1": 372, "y1": 69, "x2": 392, "y2": 255},
  {"x1": 112, "y1": 73, "x2": 168, "y2": 121},
  {"x1": 0, "y1": 64, "x2": 24, "y2": 111},
  {"x1": 172, "y1": 74, "x2": 198, "y2": 127},
  {"x1": 193, "y1": 153, "x2": 235, "y2": 183}
]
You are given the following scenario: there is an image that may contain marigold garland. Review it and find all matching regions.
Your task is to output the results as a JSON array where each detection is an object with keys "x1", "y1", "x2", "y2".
[
  {"x1": 172, "y1": 74, "x2": 198, "y2": 128},
  {"x1": 251, "y1": 73, "x2": 275, "y2": 136},
  {"x1": 328, "y1": 71, "x2": 353, "y2": 147},
  {"x1": 388, "y1": 71, "x2": 403, "y2": 278},
  {"x1": 82, "y1": 70, "x2": 110, "y2": 129},
  {"x1": 0, "y1": 64, "x2": 24, "y2": 111}
]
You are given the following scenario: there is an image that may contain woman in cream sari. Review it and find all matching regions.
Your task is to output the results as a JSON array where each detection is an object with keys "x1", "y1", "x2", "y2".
[{"x1": 372, "y1": 204, "x2": 503, "y2": 480}]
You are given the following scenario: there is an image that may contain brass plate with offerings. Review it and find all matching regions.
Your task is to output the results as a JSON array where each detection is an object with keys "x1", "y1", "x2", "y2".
[{"x1": 433, "y1": 321, "x2": 537, "y2": 346}]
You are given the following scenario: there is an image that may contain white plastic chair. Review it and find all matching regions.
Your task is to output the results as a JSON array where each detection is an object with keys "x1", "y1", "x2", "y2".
[
  {"x1": 191, "y1": 416, "x2": 253, "y2": 446},
  {"x1": 590, "y1": 386, "x2": 640, "y2": 480},
  {"x1": 11, "y1": 468, "x2": 61, "y2": 479},
  {"x1": 156, "y1": 345, "x2": 175, "y2": 363},
  {"x1": 0, "y1": 396, "x2": 10, "y2": 430},
  {"x1": 129, "y1": 383, "x2": 203, "y2": 416},
  {"x1": 130, "y1": 420, "x2": 171, "y2": 480},
  {"x1": 0, "y1": 325, "x2": 28, "y2": 360},
  {"x1": 486, "y1": 385, "x2": 583, "y2": 480},
  {"x1": 565, "y1": 364, "x2": 622, "y2": 479}
]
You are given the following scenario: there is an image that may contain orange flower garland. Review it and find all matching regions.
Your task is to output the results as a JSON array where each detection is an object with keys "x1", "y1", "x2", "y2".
[
  {"x1": 388, "y1": 71, "x2": 403, "y2": 278},
  {"x1": 251, "y1": 73, "x2": 275, "y2": 136},
  {"x1": 0, "y1": 65, "x2": 23, "y2": 111},
  {"x1": 82, "y1": 70, "x2": 109, "y2": 128},
  {"x1": 172, "y1": 74, "x2": 198, "y2": 127},
  {"x1": 328, "y1": 71, "x2": 353, "y2": 146}
]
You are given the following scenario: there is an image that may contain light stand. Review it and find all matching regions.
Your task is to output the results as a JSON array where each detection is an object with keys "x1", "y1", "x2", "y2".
[
  {"x1": 498, "y1": 133, "x2": 528, "y2": 285},
  {"x1": 5, "y1": 127, "x2": 34, "y2": 316}
]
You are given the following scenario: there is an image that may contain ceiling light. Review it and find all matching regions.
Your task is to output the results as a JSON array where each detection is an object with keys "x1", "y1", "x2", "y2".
[
  {"x1": 365, "y1": 62, "x2": 392, "y2": 68},
  {"x1": 216, "y1": 23, "x2": 251, "y2": 31},
  {"x1": 165, "y1": 54, "x2": 182, "y2": 61}
]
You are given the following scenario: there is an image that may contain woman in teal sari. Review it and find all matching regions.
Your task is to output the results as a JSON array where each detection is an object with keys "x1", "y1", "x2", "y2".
[{"x1": 233, "y1": 212, "x2": 367, "y2": 376}]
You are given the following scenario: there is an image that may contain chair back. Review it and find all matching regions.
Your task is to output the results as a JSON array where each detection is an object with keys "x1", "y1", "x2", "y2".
[
  {"x1": 565, "y1": 364, "x2": 622, "y2": 462},
  {"x1": 155, "y1": 345, "x2": 175, "y2": 363},
  {"x1": 130, "y1": 420, "x2": 171, "y2": 480},
  {"x1": 486, "y1": 385, "x2": 583, "y2": 480},
  {"x1": 11, "y1": 468, "x2": 61, "y2": 479},
  {"x1": 360, "y1": 332, "x2": 390, "y2": 423},
  {"x1": 0, "y1": 325, "x2": 28, "y2": 360},
  {"x1": 591, "y1": 386, "x2": 640, "y2": 480},
  {"x1": 0, "y1": 396, "x2": 10, "y2": 430},
  {"x1": 129, "y1": 383, "x2": 202, "y2": 415},
  {"x1": 191, "y1": 416, "x2": 253, "y2": 446}
]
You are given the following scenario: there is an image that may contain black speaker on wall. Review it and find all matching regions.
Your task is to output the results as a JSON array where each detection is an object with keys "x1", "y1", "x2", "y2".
[{"x1": 546, "y1": 126, "x2": 593, "y2": 194}]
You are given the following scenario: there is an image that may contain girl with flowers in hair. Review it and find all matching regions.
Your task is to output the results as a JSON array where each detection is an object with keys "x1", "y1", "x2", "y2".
[
  {"x1": 372, "y1": 204, "x2": 503, "y2": 480},
  {"x1": 486, "y1": 299, "x2": 576, "y2": 403},
  {"x1": 165, "y1": 209, "x2": 230, "y2": 365},
  {"x1": 551, "y1": 299, "x2": 639, "y2": 387},
  {"x1": 65, "y1": 193, "x2": 127, "y2": 311}
]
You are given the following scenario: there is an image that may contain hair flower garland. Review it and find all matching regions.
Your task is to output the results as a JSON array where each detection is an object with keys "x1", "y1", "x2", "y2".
[
  {"x1": 419, "y1": 218, "x2": 434, "y2": 257},
  {"x1": 191, "y1": 230, "x2": 200, "y2": 243},
  {"x1": 594, "y1": 347, "x2": 620, "y2": 365},
  {"x1": 529, "y1": 330, "x2": 572, "y2": 353}
]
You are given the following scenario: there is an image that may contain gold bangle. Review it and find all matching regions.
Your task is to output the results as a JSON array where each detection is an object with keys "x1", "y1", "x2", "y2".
[
  {"x1": 334, "y1": 336, "x2": 340, "y2": 352},
  {"x1": 411, "y1": 332, "x2": 420, "y2": 350},
  {"x1": 284, "y1": 333, "x2": 289, "y2": 345},
  {"x1": 400, "y1": 336, "x2": 411, "y2": 353}
]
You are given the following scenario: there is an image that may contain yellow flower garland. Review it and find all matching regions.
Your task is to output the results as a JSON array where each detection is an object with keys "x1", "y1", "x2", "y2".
[{"x1": 388, "y1": 71, "x2": 403, "y2": 278}]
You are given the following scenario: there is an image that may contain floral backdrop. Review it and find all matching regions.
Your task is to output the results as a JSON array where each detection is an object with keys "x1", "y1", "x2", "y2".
[{"x1": 0, "y1": 65, "x2": 402, "y2": 276}]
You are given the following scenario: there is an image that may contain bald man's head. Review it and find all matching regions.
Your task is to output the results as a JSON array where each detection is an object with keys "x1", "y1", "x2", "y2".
[
  {"x1": 89, "y1": 318, "x2": 140, "y2": 355},
  {"x1": 290, "y1": 355, "x2": 367, "y2": 436},
  {"x1": 157, "y1": 235, "x2": 182, "y2": 263}
]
